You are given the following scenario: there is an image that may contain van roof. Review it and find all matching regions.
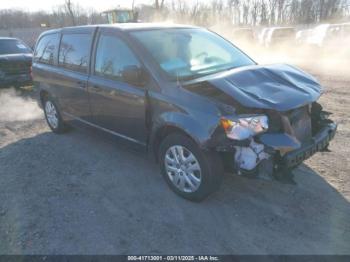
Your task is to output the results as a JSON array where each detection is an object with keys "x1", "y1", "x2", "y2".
[{"x1": 40, "y1": 23, "x2": 199, "y2": 36}]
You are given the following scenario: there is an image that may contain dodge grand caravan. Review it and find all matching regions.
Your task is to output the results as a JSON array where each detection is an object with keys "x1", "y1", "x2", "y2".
[{"x1": 32, "y1": 24, "x2": 337, "y2": 201}]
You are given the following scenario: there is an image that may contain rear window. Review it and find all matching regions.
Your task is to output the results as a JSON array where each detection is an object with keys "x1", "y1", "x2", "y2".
[
  {"x1": 0, "y1": 39, "x2": 32, "y2": 55},
  {"x1": 34, "y1": 33, "x2": 60, "y2": 65},
  {"x1": 58, "y1": 33, "x2": 91, "y2": 73}
]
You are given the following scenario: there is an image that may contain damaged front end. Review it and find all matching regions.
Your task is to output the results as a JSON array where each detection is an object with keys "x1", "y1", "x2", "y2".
[
  {"x1": 184, "y1": 63, "x2": 337, "y2": 181},
  {"x1": 216, "y1": 103, "x2": 337, "y2": 181}
]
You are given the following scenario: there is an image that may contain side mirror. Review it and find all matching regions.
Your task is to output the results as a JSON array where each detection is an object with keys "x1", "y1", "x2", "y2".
[{"x1": 121, "y1": 65, "x2": 146, "y2": 87}]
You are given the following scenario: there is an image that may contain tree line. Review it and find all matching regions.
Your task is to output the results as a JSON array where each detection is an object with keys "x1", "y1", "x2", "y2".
[
  {"x1": 0, "y1": 0, "x2": 349, "y2": 29},
  {"x1": 0, "y1": 0, "x2": 103, "y2": 29},
  {"x1": 158, "y1": 0, "x2": 350, "y2": 26}
]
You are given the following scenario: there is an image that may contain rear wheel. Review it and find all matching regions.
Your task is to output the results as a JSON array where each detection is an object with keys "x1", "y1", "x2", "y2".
[
  {"x1": 159, "y1": 133, "x2": 223, "y2": 201},
  {"x1": 43, "y1": 97, "x2": 67, "y2": 134}
]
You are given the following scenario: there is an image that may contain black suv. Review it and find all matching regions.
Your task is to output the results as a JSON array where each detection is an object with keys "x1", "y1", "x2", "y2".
[
  {"x1": 33, "y1": 24, "x2": 336, "y2": 201},
  {"x1": 0, "y1": 37, "x2": 33, "y2": 88}
]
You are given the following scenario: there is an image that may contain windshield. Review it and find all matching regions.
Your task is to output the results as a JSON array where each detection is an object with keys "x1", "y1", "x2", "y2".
[
  {"x1": 107, "y1": 10, "x2": 134, "y2": 23},
  {"x1": 116, "y1": 11, "x2": 134, "y2": 23},
  {"x1": 130, "y1": 28, "x2": 255, "y2": 81},
  {"x1": 0, "y1": 39, "x2": 32, "y2": 55}
]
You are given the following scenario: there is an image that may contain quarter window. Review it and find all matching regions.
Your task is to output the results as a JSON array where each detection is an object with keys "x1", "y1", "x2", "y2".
[
  {"x1": 58, "y1": 34, "x2": 91, "y2": 73},
  {"x1": 95, "y1": 34, "x2": 140, "y2": 82},
  {"x1": 34, "y1": 33, "x2": 59, "y2": 65}
]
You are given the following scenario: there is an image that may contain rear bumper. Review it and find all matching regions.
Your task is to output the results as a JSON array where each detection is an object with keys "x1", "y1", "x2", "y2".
[{"x1": 282, "y1": 123, "x2": 337, "y2": 168}]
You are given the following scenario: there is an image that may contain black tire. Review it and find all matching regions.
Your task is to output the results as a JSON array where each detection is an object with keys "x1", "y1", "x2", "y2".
[
  {"x1": 159, "y1": 133, "x2": 223, "y2": 201},
  {"x1": 43, "y1": 96, "x2": 68, "y2": 134}
]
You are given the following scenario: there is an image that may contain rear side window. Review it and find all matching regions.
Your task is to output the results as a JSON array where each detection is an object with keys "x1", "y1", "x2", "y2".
[
  {"x1": 34, "y1": 33, "x2": 59, "y2": 65},
  {"x1": 58, "y1": 33, "x2": 91, "y2": 73},
  {"x1": 94, "y1": 34, "x2": 140, "y2": 81}
]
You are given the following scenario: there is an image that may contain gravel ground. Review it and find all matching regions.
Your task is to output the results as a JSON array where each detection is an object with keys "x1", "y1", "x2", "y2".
[{"x1": 0, "y1": 70, "x2": 349, "y2": 255}]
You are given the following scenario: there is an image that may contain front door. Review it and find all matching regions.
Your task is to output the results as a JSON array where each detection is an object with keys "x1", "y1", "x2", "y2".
[{"x1": 87, "y1": 30, "x2": 147, "y2": 144}]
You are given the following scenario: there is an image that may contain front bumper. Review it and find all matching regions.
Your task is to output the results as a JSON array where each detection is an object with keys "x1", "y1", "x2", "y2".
[{"x1": 282, "y1": 123, "x2": 337, "y2": 168}]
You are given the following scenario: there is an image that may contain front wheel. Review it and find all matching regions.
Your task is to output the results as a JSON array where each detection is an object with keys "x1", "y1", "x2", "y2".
[
  {"x1": 43, "y1": 97, "x2": 67, "y2": 134},
  {"x1": 159, "y1": 133, "x2": 223, "y2": 201}
]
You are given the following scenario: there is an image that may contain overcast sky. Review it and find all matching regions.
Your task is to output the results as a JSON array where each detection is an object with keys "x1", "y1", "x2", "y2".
[{"x1": 0, "y1": 0, "x2": 154, "y2": 12}]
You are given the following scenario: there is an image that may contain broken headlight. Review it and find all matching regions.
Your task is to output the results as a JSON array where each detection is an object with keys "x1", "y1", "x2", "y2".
[{"x1": 221, "y1": 115, "x2": 269, "y2": 140}]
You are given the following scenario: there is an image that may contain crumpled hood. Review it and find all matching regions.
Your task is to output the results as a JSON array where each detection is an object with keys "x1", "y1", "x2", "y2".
[{"x1": 203, "y1": 64, "x2": 322, "y2": 111}]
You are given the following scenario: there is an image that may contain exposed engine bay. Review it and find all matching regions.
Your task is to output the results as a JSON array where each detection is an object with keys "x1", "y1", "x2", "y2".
[
  {"x1": 234, "y1": 139, "x2": 270, "y2": 173},
  {"x1": 221, "y1": 102, "x2": 337, "y2": 181}
]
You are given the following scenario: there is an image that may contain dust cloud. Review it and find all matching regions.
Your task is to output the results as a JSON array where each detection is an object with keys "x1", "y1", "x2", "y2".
[
  {"x1": 0, "y1": 88, "x2": 43, "y2": 122},
  {"x1": 244, "y1": 42, "x2": 349, "y2": 77},
  {"x1": 209, "y1": 23, "x2": 350, "y2": 78},
  {"x1": 149, "y1": 18, "x2": 350, "y2": 77}
]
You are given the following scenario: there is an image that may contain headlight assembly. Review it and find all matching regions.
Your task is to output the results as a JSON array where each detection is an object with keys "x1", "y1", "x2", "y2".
[{"x1": 221, "y1": 115, "x2": 269, "y2": 140}]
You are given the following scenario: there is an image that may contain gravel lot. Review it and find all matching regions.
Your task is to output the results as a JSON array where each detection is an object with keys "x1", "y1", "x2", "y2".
[{"x1": 0, "y1": 69, "x2": 349, "y2": 254}]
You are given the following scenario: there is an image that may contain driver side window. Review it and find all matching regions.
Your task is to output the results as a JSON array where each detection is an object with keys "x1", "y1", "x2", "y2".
[{"x1": 94, "y1": 34, "x2": 140, "y2": 82}]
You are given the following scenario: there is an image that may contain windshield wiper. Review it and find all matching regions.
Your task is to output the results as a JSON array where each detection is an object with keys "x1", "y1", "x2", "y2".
[{"x1": 174, "y1": 64, "x2": 243, "y2": 82}]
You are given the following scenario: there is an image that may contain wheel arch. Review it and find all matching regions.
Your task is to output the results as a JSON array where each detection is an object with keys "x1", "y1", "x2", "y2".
[
  {"x1": 150, "y1": 110, "x2": 218, "y2": 162},
  {"x1": 152, "y1": 124, "x2": 199, "y2": 162}
]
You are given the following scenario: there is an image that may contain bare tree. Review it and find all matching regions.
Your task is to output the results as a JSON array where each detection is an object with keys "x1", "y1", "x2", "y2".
[
  {"x1": 64, "y1": 0, "x2": 76, "y2": 26},
  {"x1": 155, "y1": 0, "x2": 166, "y2": 10}
]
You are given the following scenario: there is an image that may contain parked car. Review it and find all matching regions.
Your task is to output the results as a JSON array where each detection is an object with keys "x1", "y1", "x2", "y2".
[
  {"x1": 341, "y1": 22, "x2": 350, "y2": 36},
  {"x1": 231, "y1": 28, "x2": 255, "y2": 45},
  {"x1": 296, "y1": 28, "x2": 313, "y2": 45},
  {"x1": 340, "y1": 23, "x2": 350, "y2": 52},
  {"x1": 265, "y1": 27, "x2": 296, "y2": 47},
  {"x1": 306, "y1": 24, "x2": 344, "y2": 48},
  {"x1": 32, "y1": 24, "x2": 337, "y2": 201},
  {"x1": 258, "y1": 27, "x2": 271, "y2": 46},
  {"x1": 0, "y1": 37, "x2": 33, "y2": 88}
]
